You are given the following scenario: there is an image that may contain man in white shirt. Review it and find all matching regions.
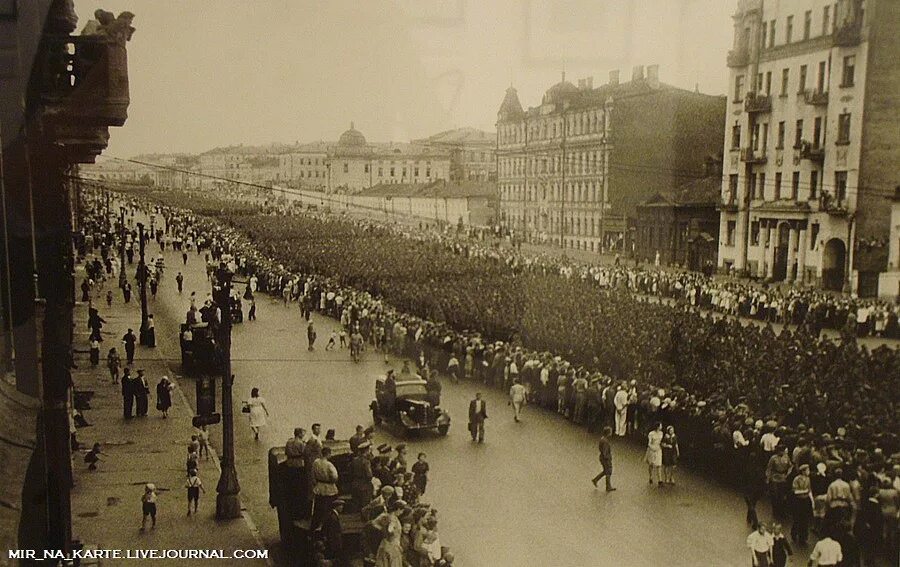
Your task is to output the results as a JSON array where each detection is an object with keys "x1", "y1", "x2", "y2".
[
  {"x1": 613, "y1": 385, "x2": 628, "y2": 437},
  {"x1": 745, "y1": 524, "x2": 773, "y2": 567},
  {"x1": 760, "y1": 428, "x2": 780, "y2": 453},
  {"x1": 808, "y1": 535, "x2": 842, "y2": 566}
]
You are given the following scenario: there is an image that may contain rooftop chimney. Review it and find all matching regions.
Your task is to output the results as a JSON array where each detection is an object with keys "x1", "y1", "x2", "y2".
[
  {"x1": 609, "y1": 69, "x2": 619, "y2": 85},
  {"x1": 647, "y1": 64, "x2": 659, "y2": 89},
  {"x1": 632, "y1": 65, "x2": 645, "y2": 82}
]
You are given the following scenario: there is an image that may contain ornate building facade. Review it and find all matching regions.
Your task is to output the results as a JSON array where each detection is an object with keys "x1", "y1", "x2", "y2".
[
  {"x1": 718, "y1": 0, "x2": 899, "y2": 297},
  {"x1": 496, "y1": 67, "x2": 725, "y2": 252},
  {"x1": 326, "y1": 123, "x2": 451, "y2": 193}
]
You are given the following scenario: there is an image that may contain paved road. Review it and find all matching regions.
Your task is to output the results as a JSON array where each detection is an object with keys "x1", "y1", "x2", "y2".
[{"x1": 145, "y1": 241, "x2": 764, "y2": 567}]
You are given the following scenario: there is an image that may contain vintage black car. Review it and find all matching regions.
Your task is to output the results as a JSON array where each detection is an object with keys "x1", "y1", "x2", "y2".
[{"x1": 370, "y1": 377, "x2": 450, "y2": 436}]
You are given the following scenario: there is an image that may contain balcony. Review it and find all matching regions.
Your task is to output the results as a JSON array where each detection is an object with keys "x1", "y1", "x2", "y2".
[
  {"x1": 727, "y1": 48, "x2": 749, "y2": 68},
  {"x1": 820, "y1": 193, "x2": 848, "y2": 216},
  {"x1": 719, "y1": 196, "x2": 739, "y2": 213},
  {"x1": 740, "y1": 148, "x2": 767, "y2": 164},
  {"x1": 799, "y1": 141, "x2": 825, "y2": 163},
  {"x1": 37, "y1": 34, "x2": 130, "y2": 128},
  {"x1": 833, "y1": 20, "x2": 861, "y2": 47},
  {"x1": 803, "y1": 90, "x2": 829, "y2": 106},
  {"x1": 744, "y1": 93, "x2": 771, "y2": 114}
]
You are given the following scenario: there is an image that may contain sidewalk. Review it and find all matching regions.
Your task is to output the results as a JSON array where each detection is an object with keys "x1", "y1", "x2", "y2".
[{"x1": 69, "y1": 268, "x2": 269, "y2": 566}]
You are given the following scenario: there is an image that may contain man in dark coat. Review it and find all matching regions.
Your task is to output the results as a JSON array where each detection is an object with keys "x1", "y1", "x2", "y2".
[
  {"x1": 468, "y1": 392, "x2": 487, "y2": 443},
  {"x1": 349, "y1": 442, "x2": 374, "y2": 510},
  {"x1": 121, "y1": 367, "x2": 136, "y2": 419},
  {"x1": 323, "y1": 498, "x2": 345, "y2": 566},
  {"x1": 122, "y1": 328, "x2": 137, "y2": 365}
]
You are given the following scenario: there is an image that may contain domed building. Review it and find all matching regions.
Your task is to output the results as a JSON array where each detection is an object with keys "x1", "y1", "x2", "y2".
[{"x1": 327, "y1": 121, "x2": 452, "y2": 194}]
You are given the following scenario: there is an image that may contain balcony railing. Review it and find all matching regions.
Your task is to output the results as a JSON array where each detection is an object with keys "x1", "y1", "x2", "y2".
[
  {"x1": 803, "y1": 90, "x2": 829, "y2": 106},
  {"x1": 820, "y1": 193, "x2": 848, "y2": 216},
  {"x1": 834, "y1": 20, "x2": 861, "y2": 47},
  {"x1": 744, "y1": 93, "x2": 772, "y2": 114},
  {"x1": 719, "y1": 196, "x2": 739, "y2": 212},
  {"x1": 799, "y1": 141, "x2": 825, "y2": 163},
  {"x1": 727, "y1": 48, "x2": 749, "y2": 68},
  {"x1": 740, "y1": 148, "x2": 767, "y2": 164},
  {"x1": 37, "y1": 34, "x2": 130, "y2": 127}
]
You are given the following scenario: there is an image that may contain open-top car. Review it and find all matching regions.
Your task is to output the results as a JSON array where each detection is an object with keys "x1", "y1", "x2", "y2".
[{"x1": 370, "y1": 377, "x2": 450, "y2": 436}]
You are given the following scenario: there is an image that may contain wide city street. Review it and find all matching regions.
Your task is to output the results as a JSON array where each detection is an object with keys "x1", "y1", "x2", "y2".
[{"x1": 147, "y1": 238, "x2": 757, "y2": 567}]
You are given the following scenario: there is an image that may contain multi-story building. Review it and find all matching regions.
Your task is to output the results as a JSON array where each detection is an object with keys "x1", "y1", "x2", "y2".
[
  {"x1": 496, "y1": 67, "x2": 725, "y2": 252},
  {"x1": 276, "y1": 142, "x2": 328, "y2": 190},
  {"x1": 416, "y1": 127, "x2": 497, "y2": 182},
  {"x1": 327, "y1": 123, "x2": 451, "y2": 193},
  {"x1": 718, "y1": 0, "x2": 899, "y2": 297}
]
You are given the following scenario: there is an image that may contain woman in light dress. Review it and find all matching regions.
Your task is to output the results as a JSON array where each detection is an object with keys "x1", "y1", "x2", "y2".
[
  {"x1": 246, "y1": 387, "x2": 269, "y2": 440},
  {"x1": 645, "y1": 422, "x2": 664, "y2": 486}
]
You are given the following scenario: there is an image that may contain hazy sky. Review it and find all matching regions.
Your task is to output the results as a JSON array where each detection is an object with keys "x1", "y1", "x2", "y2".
[{"x1": 74, "y1": 0, "x2": 735, "y2": 157}]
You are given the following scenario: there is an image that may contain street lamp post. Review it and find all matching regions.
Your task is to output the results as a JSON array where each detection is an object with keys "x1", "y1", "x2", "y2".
[
  {"x1": 213, "y1": 262, "x2": 241, "y2": 519},
  {"x1": 136, "y1": 223, "x2": 151, "y2": 346}
]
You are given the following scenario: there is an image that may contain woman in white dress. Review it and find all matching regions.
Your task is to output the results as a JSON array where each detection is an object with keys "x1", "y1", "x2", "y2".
[
  {"x1": 246, "y1": 388, "x2": 269, "y2": 440},
  {"x1": 645, "y1": 422, "x2": 664, "y2": 486}
]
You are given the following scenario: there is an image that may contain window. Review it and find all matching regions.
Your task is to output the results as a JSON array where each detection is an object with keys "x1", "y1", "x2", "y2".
[
  {"x1": 414, "y1": 167, "x2": 419, "y2": 177},
  {"x1": 774, "y1": 172, "x2": 783, "y2": 199},
  {"x1": 731, "y1": 124, "x2": 741, "y2": 149},
  {"x1": 761, "y1": 24, "x2": 767, "y2": 49},
  {"x1": 343, "y1": 163, "x2": 349, "y2": 173},
  {"x1": 762, "y1": 123, "x2": 769, "y2": 151},
  {"x1": 777, "y1": 121, "x2": 785, "y2": 149},
  {"x1": 813, "y1": 117, "x2": 822, "y2": 147},
  {"x1": 810, "y1": 223, "x2": 819, "y2": 249},
  {"x1": 769, "y1": 20, "x2": 776, "y2": 47},
  {"x1": 834, "y1": 171, "x2": 847, "y2": 202},
  {"x1": 426, "y1": 168, "x2": 431, "y2": 177},
  {"x1": 758, "y1": 173, "x2": 766, "y2": 201},
  {"x1": 781, "y1": 68, "x2": 789, "y2": 96},
  {"x1": 755, "y1": 73, "x2": 763, "y2": 93},
  {"x1": 841, "y1": 55, "x2": 855, "y2": 87},
  {"x1": 817, "y1": 61, "x2": 827, "y2": 92},
  {"x1": 837, "y1": 113, "x2": 851, "y2": 144},
  {"x1": 726, "y1": 221, "x2": 736, "y2": 246},
  {"x1": 803, "y1": 10, "x2": 812, "y2": 40},
  {"x1": 752, "y1": 123, "x2": 761, "y2": 150},
  {"x1": 786, "y1": 15, "x2": 794, "y2": 43},
  {"x1": 390, "y1": 167, "x2": 395, "y2": 177},
  {"x1": 728, "y1": 174, "x2": 739, "y2": 203},
  {"x1": 751, "y1": 221, "x2": 760, "y2": 245},
  {"x1": 378, "y1": 167, "x2": 383, "y2": 177},
  {"x1": 734, "y1": 75, "x2": 745, "y2": 102},
  {"x1": 823, "y1": 6, "x2": 831, "y2": 35},
  {"x1": 364, "y1": 164, "x2": 370, "y2": 173},
  {"x1": 749, "y1": 173, "x2": 757, "y2": 199},
  {"x1": 791, "y1": 171, "x2": 800, "y2": 200},
  {"x1": 794, "y1": 119, "x2": 804, "y2": 148},
  {"x1": 809, "y1": 170, "x2": 819, "y2": 200},
  {"x1": 765, "y1": 71, "x2": 772, "y2": 95},
  {"x1": 798, "y1": 65, "x2": 808, "y2": 93}
]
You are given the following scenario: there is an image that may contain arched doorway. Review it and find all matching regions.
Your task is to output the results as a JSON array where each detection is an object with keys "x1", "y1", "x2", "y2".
[
  {"x1": 822, "y1": 238, "x2": 846, "y2": 291},
  {"x1": 773, "y1": 222, "x2": 791, "y2": 281}
]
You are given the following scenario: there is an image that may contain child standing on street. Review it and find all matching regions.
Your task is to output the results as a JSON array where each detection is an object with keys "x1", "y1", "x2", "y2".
[
  {"x1": 412, "y1": 452, "x2": 429, "y2": 495},
  {"x1": 185, "y1": 469, "x2": 204, "y2": 515},
  {"x1": 140, "y1": 483, "x2": 157, "y2": 532},
  {"x1": 197, "y1": 426, "x2": 210, "y2": 460}
]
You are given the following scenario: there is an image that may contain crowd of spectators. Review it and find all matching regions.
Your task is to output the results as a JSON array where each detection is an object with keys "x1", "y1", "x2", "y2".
[{"x1": 123, "y1": 188, "x2": 899, "y2": 563}]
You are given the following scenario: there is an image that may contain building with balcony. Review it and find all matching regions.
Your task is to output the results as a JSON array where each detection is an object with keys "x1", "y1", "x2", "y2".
[
  {"x1": 496, "y1": 66, "x2": 725, "y2": 252},
  {"x1": 415, "y1": 127, "x2": 497, "y2": 182},
  {"x1": 326, "y1": 123, "x2": 450, "y2": 194},
  {"x1": 0, "y1": 0, "x2": 133, "y2": 555},
  {"x1": 718, "y1": 0, "x2": 900, "y2": 297}
]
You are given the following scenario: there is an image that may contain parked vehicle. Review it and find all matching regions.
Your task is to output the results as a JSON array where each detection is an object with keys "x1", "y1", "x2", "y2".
[{"x1": 370, "y1": 377, "x2": 450, "y2": 436}]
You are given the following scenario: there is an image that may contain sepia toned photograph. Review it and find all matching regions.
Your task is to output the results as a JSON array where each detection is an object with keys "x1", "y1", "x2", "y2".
[{"x1": 0, "y1": 0, "x2": 898, "y2": 565}]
